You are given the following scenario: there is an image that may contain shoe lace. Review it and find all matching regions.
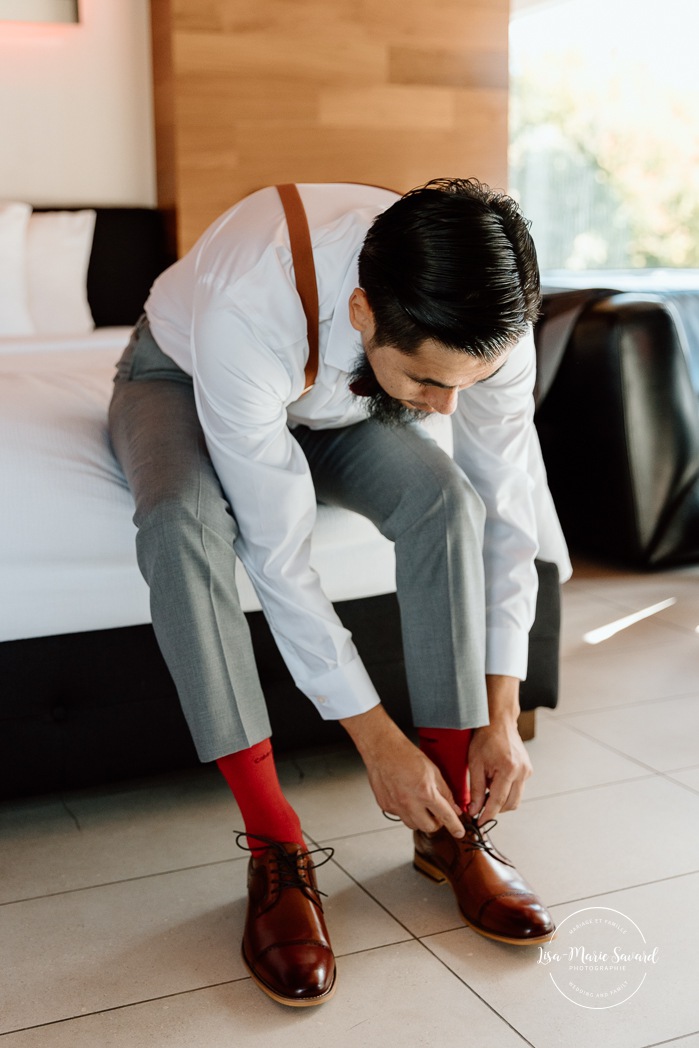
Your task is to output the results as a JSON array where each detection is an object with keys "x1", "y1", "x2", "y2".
[
  {"x1": 383, "y1": 809, "x2": 500, "y2": 855},
  {"x1": 234, "y1": 833, "x2": 334, "y2": 897},
  {"x1": 460, "y1": 817, "x2": 498, "y2": 853}
]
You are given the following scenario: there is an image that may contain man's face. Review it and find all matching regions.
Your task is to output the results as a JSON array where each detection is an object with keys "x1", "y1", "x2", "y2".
[
  {"x1": 347, "y1": 289, "x2": 511, "y2": 425},
  {"x1": 365, "y1": 336, "x2": 509, "y2": 416}
]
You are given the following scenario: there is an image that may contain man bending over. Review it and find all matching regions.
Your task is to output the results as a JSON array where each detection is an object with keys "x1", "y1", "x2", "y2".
[{"x1": 109, "y1": 178, "x2": 570, "y2": 1007}]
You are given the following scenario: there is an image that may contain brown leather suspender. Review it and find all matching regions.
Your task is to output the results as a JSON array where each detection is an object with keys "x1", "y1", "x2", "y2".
[{"x1": 276, "y1": 184, "x2": 319, "y2": 395}]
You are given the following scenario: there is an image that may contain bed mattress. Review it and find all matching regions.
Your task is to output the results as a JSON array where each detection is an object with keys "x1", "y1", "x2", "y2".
[{"x1": 0, "y1": 331, "x2": 401, "y2": 643}]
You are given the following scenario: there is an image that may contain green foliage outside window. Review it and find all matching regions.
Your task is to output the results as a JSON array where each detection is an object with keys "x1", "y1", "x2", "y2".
[{"x1": 509, "y1": 0, "x2": 699, "y2": 271}]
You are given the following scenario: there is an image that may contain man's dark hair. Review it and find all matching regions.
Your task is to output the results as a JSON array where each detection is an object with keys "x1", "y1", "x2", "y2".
[{"x1": 357, "y1": 177, "x2": 541, "y2": 361}]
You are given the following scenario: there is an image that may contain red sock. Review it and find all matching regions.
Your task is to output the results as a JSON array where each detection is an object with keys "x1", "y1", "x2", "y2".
[
  {"x1": 417, "y1": 726, "x2": 473, "y2": 812},
  {"x1": 216, "y1": 739, "x2": 305, "y2": 853}
]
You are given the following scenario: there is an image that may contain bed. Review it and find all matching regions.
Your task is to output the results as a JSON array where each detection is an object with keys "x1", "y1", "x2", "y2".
[{"x1": 0, "y1": 205, "x2": 561, "y2": 799}]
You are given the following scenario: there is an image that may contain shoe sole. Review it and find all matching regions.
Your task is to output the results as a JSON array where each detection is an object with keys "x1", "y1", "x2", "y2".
[
  {"x1": 413, "y1": 853, "x2": 556, "y2": 947},
  {"x1": 241, "y1": 947, "x2": 337, "y2": 1007}
]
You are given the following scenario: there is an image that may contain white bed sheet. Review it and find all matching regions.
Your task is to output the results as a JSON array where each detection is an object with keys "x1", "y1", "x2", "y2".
[
  {"x1": 0, "y1": 333, "x2": 400, "y2": 643},
  {"x1": 0, "y1": 327, "x2": 133, "y2": 356}
]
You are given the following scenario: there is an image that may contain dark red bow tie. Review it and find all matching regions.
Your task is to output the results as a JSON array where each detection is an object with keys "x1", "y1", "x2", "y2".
[{"x1": 348, "y1": 375, "x2": 376, "y2": 398}]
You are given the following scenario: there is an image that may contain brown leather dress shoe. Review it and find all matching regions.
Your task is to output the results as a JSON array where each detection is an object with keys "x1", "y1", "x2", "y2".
[
  {"x1": 241, "y1": 838, "x2": 336, "y2": 1007},
  {"x1": 414, "y1": 814, "x2": 555, "y2": 945}
]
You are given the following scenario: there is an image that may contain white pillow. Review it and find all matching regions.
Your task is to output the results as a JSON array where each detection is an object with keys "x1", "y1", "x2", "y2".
[
  {"x1": 27, "y1": 209, "x2": 96, "y2": 335},
  {"x1": 0, "y1": 202, "x2": 34, "y2": 336}
]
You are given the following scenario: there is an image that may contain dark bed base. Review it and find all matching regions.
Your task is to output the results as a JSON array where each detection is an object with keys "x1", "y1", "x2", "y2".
[{"x1": 0, "y1": 563, "x2": 559, "y2": 800}]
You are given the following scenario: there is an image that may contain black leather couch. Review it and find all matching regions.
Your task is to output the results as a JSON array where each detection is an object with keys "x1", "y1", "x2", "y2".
[
  {"x1": 535, "y1": 284, "x2": 699, "y2": 568},
  {"x1": 0, "y1": 208, "x2": 561, "y2": 799}
]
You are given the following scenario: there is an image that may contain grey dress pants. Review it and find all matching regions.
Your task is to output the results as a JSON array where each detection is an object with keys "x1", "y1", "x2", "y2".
[{"x1": 108, "y1": 316, "x2": 490, "y2": 763}]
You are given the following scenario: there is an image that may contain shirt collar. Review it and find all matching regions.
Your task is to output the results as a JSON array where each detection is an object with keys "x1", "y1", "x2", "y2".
[{"x1": 324, "y1": 251, "x2": 362, "y2": 375}]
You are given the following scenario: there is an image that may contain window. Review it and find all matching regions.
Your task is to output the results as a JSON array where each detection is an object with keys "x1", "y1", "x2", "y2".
[{"x1": 509, "y1": 0, "x2": 699, "y2": 273}]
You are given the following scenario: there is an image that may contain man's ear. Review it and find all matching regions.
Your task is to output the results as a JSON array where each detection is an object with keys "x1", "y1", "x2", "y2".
[{"x1": 348, "y1": 288, "x2": 375, "y2": 335}]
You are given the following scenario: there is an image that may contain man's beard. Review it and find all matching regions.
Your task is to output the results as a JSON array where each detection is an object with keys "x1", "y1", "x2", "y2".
[{"x1": 348, "y1": 349, "x2": 431, "y2": 427}]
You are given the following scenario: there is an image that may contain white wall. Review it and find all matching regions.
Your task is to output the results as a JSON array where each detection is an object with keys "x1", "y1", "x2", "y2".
[{"x1": 0, "y1": 0, "x2": 155, "y2": 206}]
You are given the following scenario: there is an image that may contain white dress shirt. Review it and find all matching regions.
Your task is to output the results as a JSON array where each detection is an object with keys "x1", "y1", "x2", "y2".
[{"x1": 146, "y1": 183, "x2": 571, "y2": 722}]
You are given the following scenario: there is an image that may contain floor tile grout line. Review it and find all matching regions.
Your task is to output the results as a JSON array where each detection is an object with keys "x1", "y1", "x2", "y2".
[
  {"x1": 497, "y1": 770, "x2": 668, "y2": 812},
  {"x1": 1, "y1": 805, "x2": 569, "y2": 908},
  {"x1": 305, "y1": 831, "x2": 424, "y2": 945},
  {"x1": 306, "y1": 773, "x2": 664, "y2": 850},
  {"x1": 519, "y1": 773, "x2": 659, "y2": 806},
  {"x1": 542, "y1": 720, "x2": 691, "y2": 777},
  {"x1": 333, "y1": 936, "x2": 417, "y2": 960},
  {"x1": 0, "y1": 939, "x2": 438, "y2": 1038},
  {"x1": 303, "y1": 833, "x2": 698, "y2": 939},
  {"x1": 415, "y1": 936, "x2": 539, "y2": 1048},
  {"x1": 0, "y1": 977, "x2": 251, "y2": 1039},
  {"x1": 550, "y1": 688, "x2": 699, "y2": 716},
  {"x1": 4, "y1": 764, "x2": 695, "y2": 909},
  {"x1": 547, "y1": 866, "x2": 699, "y2": 910},
  {"x1": 307, "y1": 827, "x2": 576, "y2": 1047},
  {"x1": 658, "y1": 771, "x2": 699, "y2": 797},
  {"x1": 640, "y1": 1033, "x2": 699, "y2": 1048},
  {"x1": 557, "y1": 651, "x2": 696, "y2": 670},
  {"x1": 305, "y1": 832, "x2": 524, "y2": 960},
  {"x1": 306, "y1": 822, "x2": 409, "y2": 848},
  {"x1": 0, "y1": 854, "x2": 248, "y2": 909}
]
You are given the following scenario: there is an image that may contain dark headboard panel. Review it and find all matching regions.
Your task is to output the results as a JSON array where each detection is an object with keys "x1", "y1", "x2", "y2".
[{"x1": 36, "y1": 207, "x2": 175, "y2": 328}]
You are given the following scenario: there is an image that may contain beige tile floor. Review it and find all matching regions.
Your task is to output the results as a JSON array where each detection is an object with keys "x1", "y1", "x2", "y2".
[{"x1": 2, "y1": 557, "x2": 699, "y2": 1047}]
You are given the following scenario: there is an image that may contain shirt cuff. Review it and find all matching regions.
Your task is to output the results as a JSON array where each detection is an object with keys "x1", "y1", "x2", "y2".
[
  {"x1": 303, "y1": 656, "x2": 382, "y2": 721},
  {"x1": 485, "y1": 626, "x2": 530, "y2": 681}
]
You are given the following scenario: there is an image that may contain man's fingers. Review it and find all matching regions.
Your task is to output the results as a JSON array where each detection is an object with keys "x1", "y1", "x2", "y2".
[
  {"x1": 467, "y1": 762, "x2": 488, "y2": 818},
  {"x1": 478, "y1": 772, "x2": 526, "y2": 822},
  {"x1": 478, "y1": 790, "x2": 505, "y2": 823},
  {"x1": 503, "y1": 776, "x2": 526, "y2": 812},
  {"x1": 365, "y1": 739, "x2": 476, "y2": 838},
  {"x1": 390, "y1": 785, "x2": 465, "y2": 836},
  {"x1": 428, "y1": 794, "x2": 465, "y2": 838}
]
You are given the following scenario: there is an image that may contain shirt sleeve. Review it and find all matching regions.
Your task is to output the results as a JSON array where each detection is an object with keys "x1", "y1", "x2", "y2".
[
  {"x1": 450, "y1": 326, "x2": 541, "y2": 680},
  {"x1": 189, "y1": 289, "x2": 381, "y2": 722}
]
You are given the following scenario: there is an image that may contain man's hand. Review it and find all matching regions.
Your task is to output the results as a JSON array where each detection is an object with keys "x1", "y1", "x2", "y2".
[
  {"x1": 340, "y1": 705, "x2": 465, "y2": 838},
  {"x1": 468, "y1": 674, "x2": 532, "y2": 824}
]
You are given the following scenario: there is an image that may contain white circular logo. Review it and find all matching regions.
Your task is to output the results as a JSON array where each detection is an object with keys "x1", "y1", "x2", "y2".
[{"x1": 536, "y1": 906, "x2": 659, "y2": 1009}]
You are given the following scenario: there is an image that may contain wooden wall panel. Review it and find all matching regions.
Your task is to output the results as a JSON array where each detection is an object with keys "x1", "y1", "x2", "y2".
[
  {"x1": 150, "y1": 0, "x2": 177, "y2": 248},
  {"x1": 151, "y1": 0, "x2": 510, "y2": 254}
]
